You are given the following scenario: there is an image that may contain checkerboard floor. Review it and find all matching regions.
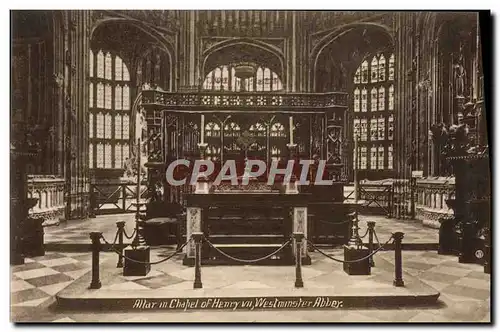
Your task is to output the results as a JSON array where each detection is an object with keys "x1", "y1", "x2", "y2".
[
  {"x1": 11, "y1": 248, "x2": 490, "y2": 322},
  {"x1": 44, "y1": 213, "x2": 137, "y2": 245},
  {"x1": 43, "y1": 213, "x2": 438, "y2": 247}
]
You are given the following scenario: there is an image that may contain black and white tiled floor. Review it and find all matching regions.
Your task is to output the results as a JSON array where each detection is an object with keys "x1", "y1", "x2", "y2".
[{"x1": 10, "y1": 248, "x2": 490, "y2": 322}]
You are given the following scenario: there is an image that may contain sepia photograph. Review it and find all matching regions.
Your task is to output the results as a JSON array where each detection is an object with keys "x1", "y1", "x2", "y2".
[{"x1": 9, "y1": 9, "x2": 491, "y2": 323}]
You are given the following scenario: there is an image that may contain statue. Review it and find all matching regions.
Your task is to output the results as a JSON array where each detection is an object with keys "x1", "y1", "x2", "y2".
[{"x1": 454, "y1": 45, "x2": 466, "y2": 97}]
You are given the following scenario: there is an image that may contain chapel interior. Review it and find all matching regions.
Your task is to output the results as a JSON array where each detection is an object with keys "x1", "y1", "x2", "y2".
[{"x1": 10, "y1": 10, "x2": 491, "y2": 320}]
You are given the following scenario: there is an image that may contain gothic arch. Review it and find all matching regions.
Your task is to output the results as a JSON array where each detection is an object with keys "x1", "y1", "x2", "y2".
[
  {"x1": 310, "y1": 22, "x2": 394, "y2": 91},
  {"x1": 90, "y1": 17, "x2": 175, "y2": 90},
  {"x1": 202, "y1": 38, "x2": 285, "y2": 81}
]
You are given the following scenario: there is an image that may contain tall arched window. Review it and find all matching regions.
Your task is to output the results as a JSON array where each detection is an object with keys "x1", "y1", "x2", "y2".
[
  {"x1": 203, "y1": 64, "x2": 283, "y2": 92},
  {"x1": 352, "y1": 52, "x2": 395, "y2": 175},
  {"x1": 88, "y1": 50, "x2": 131, "y2": 169}
]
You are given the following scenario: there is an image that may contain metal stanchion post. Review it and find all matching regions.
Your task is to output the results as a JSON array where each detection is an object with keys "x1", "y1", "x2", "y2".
[
  {"x1": 116, "y1": 221, "x2": 125, "y2": 268},
  {"x1": 193, "y1": 232, "x2": 203, "y2": 289},
  {"x1": 367, "y1": 221, "x2": 376, "y2": 267},
  {"x1": 294, "y1": 232, "x2": 304, "y2": 288},
  {"x1": 393, "y1": 232, "x2": 405, "y2": 287},
  {"x1": 89, "y1": 232, "x2": 102, "y2": 289}
]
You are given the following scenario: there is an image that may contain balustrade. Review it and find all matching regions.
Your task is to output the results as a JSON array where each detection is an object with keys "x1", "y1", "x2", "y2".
[
  {"x1": 415, "y1": 177, "x2": 455, "y2": 229},
  {"x1": 27, "y1": 175, "x2": 66, "y2": 226},
  {"x1": 141, "y1": 89, "x2": 348, "y2": 111}
]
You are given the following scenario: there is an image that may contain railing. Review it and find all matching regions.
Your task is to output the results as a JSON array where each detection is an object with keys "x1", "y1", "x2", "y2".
[
  {"x1": 141, "y1": 89, "x2": 348, "y2": 110},
  {"x1": 27, "y1": 175, "x2": 65, "y2": 226},
  {"x1": 415, "y1": 177, "x2": 455, "y2": 229},
  {"x1": 90, "y1": 178, "x2": 148, "y2": 216},
  {"x1": 344, "y1": 180, "x2": 394, "y2": 216}
]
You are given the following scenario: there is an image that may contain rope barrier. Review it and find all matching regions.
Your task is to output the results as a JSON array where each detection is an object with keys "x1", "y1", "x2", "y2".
[
  {"x1": 306, "y1": 235, "x2": 394, "y2": 264},
  {"x1": 123, "y1": 228, "x2": 136, "y2": 240},
  {"x1": 100, "y1": 235, "x2": 191, "y2": 265},
  {"x1": 204, "y1": 236, "x2": 292, "y2": 264}
]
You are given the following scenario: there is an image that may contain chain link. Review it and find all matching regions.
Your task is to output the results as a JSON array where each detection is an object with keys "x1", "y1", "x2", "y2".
[
  {"x1": 307, "y1": 235, "x2": 394, "y2": 264},
  {"x1": 123, "y1": 228, "x2": 136, "y2": 240},
  {"x1": 204, "y1": 236, "x2": 292, "y2": 264},
  {"x1": 100, "y1": 235, "x2": 191, "y2": 265}
]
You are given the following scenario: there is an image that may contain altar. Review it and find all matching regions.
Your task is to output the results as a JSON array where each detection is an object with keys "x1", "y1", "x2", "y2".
[{"x1": 139, "y1": 78, "x2": 352, "y2": 266}]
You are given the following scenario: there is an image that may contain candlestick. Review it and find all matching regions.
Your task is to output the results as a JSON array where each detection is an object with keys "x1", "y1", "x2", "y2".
[
  {"x1": 200, "y1": 114, "x2": 205, "y2": 144},
  {"x1": 289, "y1": 115, "x2": 294, "y2": 145}
]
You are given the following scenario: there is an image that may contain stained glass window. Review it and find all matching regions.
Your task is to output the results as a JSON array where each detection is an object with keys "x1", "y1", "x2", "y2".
[
  {"x1": 263, "y1": 68, "x2": 271, "y2": 91},
  {"x1": 96, "y1": 143, "x2": 104, "y2": 168},
  {"x1": 378, "y1": 116, "x2": 385, "y2": 140},
  {"x1": 388, "y1": 144, "x2": 393, "y2": 169},
  {"x1": 352, "y1": 52, "x2": 395, "y2": 176},
  {"x1": 89, "y1": 50, "x2": 131, "y2": 169},
  {"x1": 272, "y1": 72, "x2": 282, "y2": 90},
  {"x1": 256, "y1": 67, "x2": 264, "y2": 92},
  {"x1": 105, "y1": 52, "x2": 112, "y2": 80},
  {"x1": 388, "y1": 85, "x2": 394, "y2": 110},
  {"x1": 388, "y1": 114, "x2": 394, "y2": 140},
  {"x1": 354, "y1": 88, "x2": 360, "y2": 112},
  {"x1": 104, "y1": 113, "x2": 112, "y2": 139},
  {"x1": 370, "y1": 146, "x2": 377, "y2": 170},
  {"x1": 97, "y1": 51, "x2": 104, "y2": 78},
  {"x1": 115, "y1": 143, "x2": 122, "y2": 169},
  {"x1": 371, "y1": 56, "x2": 378, "y2": 83},
  {"x1": 122, "y1": 85, "x2": 130, "y2": 110},
  {"x1": 370, "y1": 118, "x2": 378, "y2": 141},
  {"x1": 105, "y1": 84, "x2": 112, "y2": 109},
  {"x1": 89, "y1": 113, "x2": 94, "y2": 138},
  {"x1": 213, "y1": 67, "x2": 222, "y2": 90},
  {"x1": 221, "y1": 66, "x2": 229, "y2": 91},
  {"x1": 203, "y1": 64, "x2": 282, "y2": 92},
  {"x1": 115, "y1": 115, "x2": 122, "y2": 139},
  {"x1": 123, "y1": 114, "x2": 130, "y2": 139},
  {"x1": 371, "y1": 88, "x2": 378, "y2": 112},
  {"x1": 104, "y1": 143, "x2": 112, "y2": 168},
  {"x1": 378, "y1": 87, "x2": 385, "y2": 111},
  {"x1": 96, "y1": 112, "x2": 104, "y2": 138},
  {"x1": 89, "y1": 144, "x2": 93, "y2": 167},
  {"x1": 360, "y1": 146, "x2": 367, "y2": 169},
  {"x1": 247, "y1": 77, "x2": 254, "y2": 92},
  {"x1": 353, "y1": 118, "x2": 360, "y2": 139},
  {"x1": 89, "y1": 83, "x2": 94, "y2": 108},
  {"x1": 361, "y1": 88, "x2": 367, "y2": 112},
  {"x1": 123, "y1": 65, "x2": 130, "y2": 81},
  {"x1": 360, "y1": 119, "x2": 368, "y2": 141},
  {"x1": 379, "y1": 55, "x2": 386, "y2": 82},
  {"x1": 354, "y1": 67, "x2": 361, "y2": 84},
  {"x1": 389, "y1": 54, "x2": 395, "y2": 81},
  {"x1": 378, "y1": 146, "x2": 385, "y2": 170},
  {"x1": 89, "y1": 50, "x2": 94, "y2": 78},
  {"x1": 97, "y1": 83, "x2": 104, "y2": 108},
  {"x1": 123, "y1": 144, "x2": 130, "y2": 165},
  {"x1": 115, "y1": 86, "x2": 122, "y2": 110},
  {"x1": 115, "y1": 56, "x2": 123, "y2": 81},
  {"x1": 361, "y1": 60, "x2": 369, "y2": 83}
]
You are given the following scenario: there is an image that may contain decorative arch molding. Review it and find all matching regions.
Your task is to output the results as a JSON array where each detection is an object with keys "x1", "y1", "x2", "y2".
[
  {"x1": 90, "y1": 17, "x2": 176, "y2": 88},
  {"x1": 310, "y1": 22, "x2": 394, "y2": 92},
  {"x1": 201, "y1": 38, "x2": 285, "y2": 80}
]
